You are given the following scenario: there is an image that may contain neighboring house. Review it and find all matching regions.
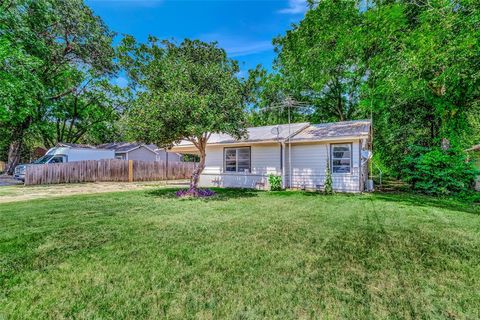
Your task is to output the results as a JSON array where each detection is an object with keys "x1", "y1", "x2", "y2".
[
  {"x1": 99, "y1": 142, "x2": 182, "y2": 162},
  {"x1": 170, "y1": 120, "x2": 372, "y2": 192},
  {"x1": 466, "y1": 144, "x2": 480, "y2": 191}
]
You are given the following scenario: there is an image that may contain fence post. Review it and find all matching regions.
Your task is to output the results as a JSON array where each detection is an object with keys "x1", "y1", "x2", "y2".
[{"x1": 128, "y1": 160, "x2": 134, "y2": 182}]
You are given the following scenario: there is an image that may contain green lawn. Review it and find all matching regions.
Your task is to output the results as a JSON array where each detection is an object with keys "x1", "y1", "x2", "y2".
[{"x1": 1, "y1": 189, "x2": 479, "y2": 319}]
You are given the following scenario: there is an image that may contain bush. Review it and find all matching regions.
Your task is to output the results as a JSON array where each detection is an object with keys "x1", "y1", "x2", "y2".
[
  {"x1": 402, "y1": 146, "x2": 478, "y2": 196},
  {"x1": 268, "y1": 174, "x2": 282, "y2": 191},
  {"x1": 324, "y1": 161, "x2": 334, "y2": 195}
]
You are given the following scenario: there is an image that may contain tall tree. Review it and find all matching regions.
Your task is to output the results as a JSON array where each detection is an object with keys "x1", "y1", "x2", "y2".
[
  {"x1": 0, "y1": 0, "x2": 116, "y2": 173},
  {"x1": 362, "y1": 0, "x2": 480, "y2": 172},
  {"x1": 253, "y1": 0, "x2": 479, "y2": 184},
  {"x1": 0, "y1": 36, "x2": 43, "y2": 173},
  {"x1": 36, "y1": 70, "x2": 127, "y2": 147},
  {"x1": 266, "y1": 0, "x2": 365, "y2": 123},
  {"x1": 119, "y1": 38, "x2": 249, "y2": 192}
]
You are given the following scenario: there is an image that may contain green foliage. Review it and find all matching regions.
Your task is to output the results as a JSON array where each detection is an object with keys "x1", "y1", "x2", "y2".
[
  {"x1": 364, "y1": 0, "x2": 480, "y2": 173},
  {"x1": 36, "y1": 74, "x2": 128, "y2": 147},
  {"x1": 275, "y1": 0, "x2": 364, "y2": 122},
  {"x1": 119, "y1": 37, "x2": 250, "y2": 189},
  {"x1": 402, "y1": 146, "x2": 478, "y2": 196},
  {"x1": 268, "y1": 174, "x2": 282, "y2": 191},
  {"x1": 250, "y1": 0, "x2": 365, "y2": 125},
  {"x1": 181, "y1": 154, "x2": 200, "y2": 163},
  {"x1": 0, "y1": 0, "x2": 119, "y2": 170},
  {"x1": 324, "y1": 160, "x2": 334, "y2": 195},
  {"x1": 119, "y1": 38, "x2": 248, "y2": 147},
  {"x1": 251, "y1": 0, "x2": 480, "y2": 194}
]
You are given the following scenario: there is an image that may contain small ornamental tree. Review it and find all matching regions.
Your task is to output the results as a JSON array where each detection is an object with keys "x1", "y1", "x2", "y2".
[
  {"x1": 324, "y1": 159, "x2": 334, "y2": 195},
  {"x1": 119, "y1": 38, "x2": 249, "y2": 193}
]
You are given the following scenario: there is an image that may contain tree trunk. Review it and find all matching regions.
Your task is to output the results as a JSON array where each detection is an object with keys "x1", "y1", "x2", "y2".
[
  {"x1": 5, "y1": 139, "x2": 23, "y2": 175},
  {"x1": 189, "y1": 149, "x2": 206, "y2": 191}
]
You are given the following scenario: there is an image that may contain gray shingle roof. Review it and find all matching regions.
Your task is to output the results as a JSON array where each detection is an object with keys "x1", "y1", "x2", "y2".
[
  {"x1": 172, "y1": 120, "x2": 372, "y2": 149},
  {"x1": 98, "y1": 142, "x2": 159, "y2": 153},
  {"x1": 290, "y1": 120, "x2": 371, "y2": 142},
  {"x1": 177, "y1": 123, "x2": 310, "y2": 146}
]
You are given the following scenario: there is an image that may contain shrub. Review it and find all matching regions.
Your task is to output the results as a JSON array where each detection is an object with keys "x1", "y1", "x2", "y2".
[
  {"x1": 324, "y1": 161, "x2": 334, "y2": 195},
  {"x1": 402, "y1": 146, "x2": 478, "y2": 196},
  {"x1": 268, "y1": 174, "x2": 282, "y2": 191}
]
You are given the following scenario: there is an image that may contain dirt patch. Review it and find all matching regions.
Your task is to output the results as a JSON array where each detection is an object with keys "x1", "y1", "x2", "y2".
[
  {"x1": 0, "y1": 180, "x2": 189, "y2": 204},
  {"x1": 0, "y1": 175, "x2": 23, "y2": 187}
]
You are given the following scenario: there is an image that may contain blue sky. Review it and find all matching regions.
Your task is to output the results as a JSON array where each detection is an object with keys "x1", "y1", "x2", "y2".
[{"x1": 86, "y1": 0, "x2": 307, "y2": 81}]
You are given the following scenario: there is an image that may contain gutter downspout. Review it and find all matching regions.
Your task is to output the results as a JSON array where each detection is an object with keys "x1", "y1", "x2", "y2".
[{"x1": 281, "y1": 141, "x2": 286, "y2": 189}]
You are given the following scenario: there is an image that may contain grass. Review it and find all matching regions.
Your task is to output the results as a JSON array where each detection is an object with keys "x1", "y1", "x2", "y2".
[{"x1": 1, "y1": 188, "x2": 480, "y2": 319}]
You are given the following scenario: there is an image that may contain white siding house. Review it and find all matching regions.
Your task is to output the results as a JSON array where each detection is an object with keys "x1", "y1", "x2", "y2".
[
  {"x1": 199, "y1": 143, "x2": 282, "y2": 189},
  {"x1": 171, "y1": 120, "x2": 372, "y2": 193}
]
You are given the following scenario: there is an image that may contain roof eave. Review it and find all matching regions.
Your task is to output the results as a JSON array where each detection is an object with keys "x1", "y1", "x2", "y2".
[{"x1": 288, "y1": 135, "x2": 369, "y2": 143}]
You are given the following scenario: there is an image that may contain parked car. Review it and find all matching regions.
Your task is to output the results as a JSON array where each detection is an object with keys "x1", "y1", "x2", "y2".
[{"x1": 14, "y1": 143, "x2": 115, "y2": 181}]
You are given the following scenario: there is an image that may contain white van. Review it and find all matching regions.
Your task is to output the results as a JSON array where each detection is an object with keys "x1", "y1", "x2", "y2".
[{"x1": 14, "y1": 144, "x2": 115, "y2": 181}]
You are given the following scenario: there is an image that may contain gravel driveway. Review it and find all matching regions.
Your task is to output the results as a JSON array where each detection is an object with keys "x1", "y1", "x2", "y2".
[
  {"x1": 0, "y1": 176, "x2": 22, "y2": 187},
  {"x1": 0, "y1": 180, "x2": 189, "y2": 203}
]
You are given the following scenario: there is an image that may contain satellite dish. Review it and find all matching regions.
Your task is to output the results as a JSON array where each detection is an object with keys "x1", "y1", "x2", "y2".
[{"x1": 271, "y1": 126, "x2": 282, "y2": 139}]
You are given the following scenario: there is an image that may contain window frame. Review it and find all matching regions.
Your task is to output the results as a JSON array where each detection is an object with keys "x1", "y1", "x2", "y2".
[
  {"x1": 223, "y1": 146, "x2": 251, "y2": 173},
  {"x1": 49, "y1": 154, "x2": 67, "y2": 164},
  {"x1": 330, "y1": 143, "x2": 353, "y2": 174}
]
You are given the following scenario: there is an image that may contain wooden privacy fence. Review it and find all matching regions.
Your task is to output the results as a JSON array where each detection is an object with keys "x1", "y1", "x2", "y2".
[{"x1": 24, "y1": 159, "x2": 196, "y2": 185}]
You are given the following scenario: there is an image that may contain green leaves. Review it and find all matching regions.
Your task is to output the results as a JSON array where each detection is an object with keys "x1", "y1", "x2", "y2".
[
  {"x1": 365, "y1": 0, "x2": 480, "y2": 174},
  {"x1": 252, "y1": 0, "x2": 479, "y2": 192},
  {"x1": 271, "y1": 0, "x2": 365, "y2": 122},
  {"x1": 402, "y1": 146, "x2": 478, "y2": 195},
  {"x1": 119, "y1": 38, "x2": 248, "y2": 148},
  {"x1": 0, "y1": 0, "x2": 119, "y2": 155}
]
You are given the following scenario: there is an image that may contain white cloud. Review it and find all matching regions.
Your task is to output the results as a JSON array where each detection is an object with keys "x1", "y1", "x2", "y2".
[
  {"x1": 226, "y1": 40, "x2": 273, "y2": 57},
  {"x1": 199, "y1": 33, "x2": 273, "y2": 57},
  {"x1": 278, "y1": 0, "x2": 308, "y2": 14}
]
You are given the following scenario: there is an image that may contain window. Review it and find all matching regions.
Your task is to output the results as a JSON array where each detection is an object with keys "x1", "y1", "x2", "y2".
[
  {"x1": 331, "y1": 144, "x2": 351, "y2": 173},
  {"x1": 34, "y1": 155, "x2": 53, "y2": 164},
  {"x1": 50, "y1": 156, "x2": 64, "y2": 163},
  {"x1": 224, "y1": 147, "x2": 251, "y2": 173}
]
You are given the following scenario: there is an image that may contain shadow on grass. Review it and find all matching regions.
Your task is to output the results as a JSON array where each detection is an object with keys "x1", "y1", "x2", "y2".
[
  {"x1": 145, "y1": 187, "x2": 261, "y2": 201},
  {"x1": 365, "y1": 192, "x2": 480, "y2": 215}
]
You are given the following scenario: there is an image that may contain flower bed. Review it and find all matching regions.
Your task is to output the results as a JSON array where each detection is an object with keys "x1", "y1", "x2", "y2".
[{"x1": 175, "y1": 188, "x2": 216, "y2": 198}]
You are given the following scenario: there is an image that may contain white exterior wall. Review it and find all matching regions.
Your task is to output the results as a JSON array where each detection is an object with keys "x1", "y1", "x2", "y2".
[
  {"x1": 199, "y1": 143, "x2": 282, "y2": 190},
  {"x1": 285, "y1": 140, "x2": 361, "y2": 192},
  {"x1": 198, "y1": 140, "x2": 364, "y2": 192}
]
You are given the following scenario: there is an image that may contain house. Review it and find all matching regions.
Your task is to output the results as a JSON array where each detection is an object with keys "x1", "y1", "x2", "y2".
[
  {"x1": 98, "y1": 143, "x2": 182, "y2": 162},
  {"x1": 170, "y1": 120, "x2": 372, "y2": 192}
]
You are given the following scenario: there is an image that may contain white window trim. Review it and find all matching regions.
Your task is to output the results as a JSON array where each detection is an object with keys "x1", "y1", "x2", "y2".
[
  {"x1": 331, "y1": 143, "x2": 352, "y2": 175},
  {"x1": 223, "y1": 147, "x2": 251, "y2": 173}
]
